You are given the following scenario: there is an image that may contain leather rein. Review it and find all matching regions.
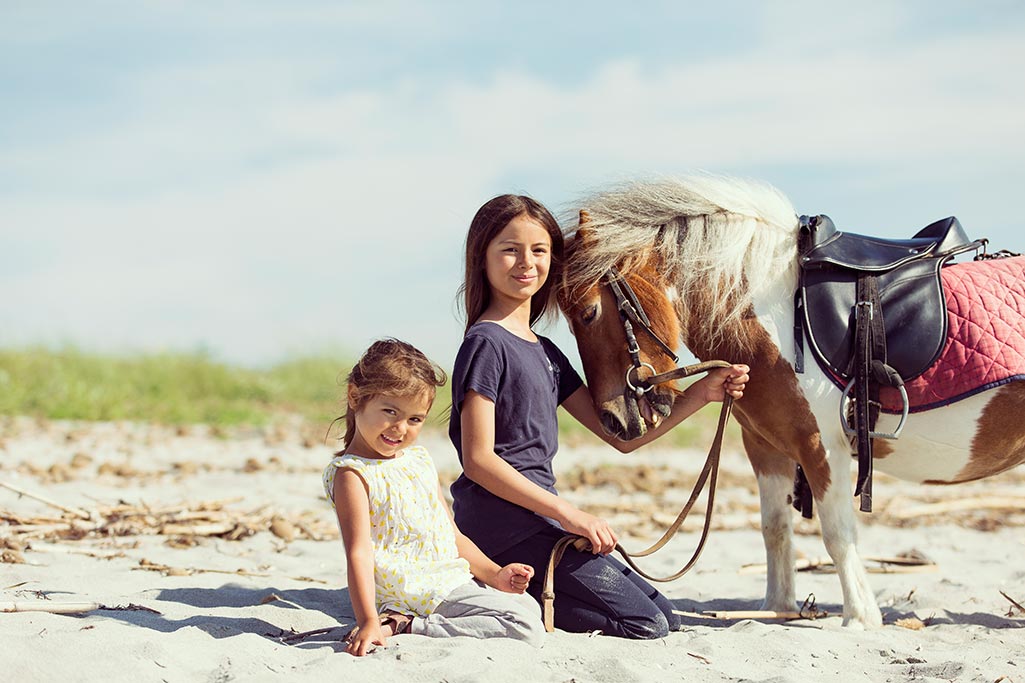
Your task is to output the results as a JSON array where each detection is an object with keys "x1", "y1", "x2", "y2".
[{"x1": 542, "y1": 267, "x2": 736, "y2": 631}]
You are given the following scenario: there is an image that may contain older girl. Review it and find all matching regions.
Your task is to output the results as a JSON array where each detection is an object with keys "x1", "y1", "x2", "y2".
[{"x1": 449, "y1": 195, "x2": 749, "y2": 639}]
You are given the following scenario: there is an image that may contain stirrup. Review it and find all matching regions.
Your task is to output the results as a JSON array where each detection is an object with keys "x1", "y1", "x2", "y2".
[{"x1": 839, "y1": 378, "x2": 908, "y2": 440}]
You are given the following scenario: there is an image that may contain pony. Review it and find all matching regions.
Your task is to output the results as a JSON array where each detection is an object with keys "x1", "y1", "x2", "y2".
[{"x1": 557, "y1": 174, "x2": 1025, "y2": 628}]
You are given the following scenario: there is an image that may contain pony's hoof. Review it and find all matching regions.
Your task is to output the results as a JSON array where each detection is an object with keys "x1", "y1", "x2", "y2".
[{"x1": 841, "y1": 610, "x2": 882, "y2": 629}]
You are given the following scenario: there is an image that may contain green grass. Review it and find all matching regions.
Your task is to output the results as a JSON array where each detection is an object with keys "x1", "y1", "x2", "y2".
[
  {"x1": 0, "y1": 348, "x2": 734, "y2": 450},
  {"x1": 0, "y1": 347, "x2": 351, "y2": 426}
]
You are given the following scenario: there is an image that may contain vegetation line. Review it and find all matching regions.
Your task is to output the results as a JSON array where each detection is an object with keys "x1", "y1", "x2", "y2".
[{"x1": 0, "y1": 347, "x2": 732, "y2": 447}]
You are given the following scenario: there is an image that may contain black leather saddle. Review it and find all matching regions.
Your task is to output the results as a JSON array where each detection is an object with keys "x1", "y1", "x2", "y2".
[
  {"x1": 793, "y1": 214, "x2": 983, "y2": 515},
  {"x1": 798, "y1": 215, "x2": 972, "y2": 383}
]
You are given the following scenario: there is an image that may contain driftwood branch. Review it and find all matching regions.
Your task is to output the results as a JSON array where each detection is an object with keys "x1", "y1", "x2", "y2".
[
  {"x1": 739, "y1": 555, "x2": 937, "y2": 575},
  {"x1": 675, "y1": 595, "x2": 828, "y2": 621},
  {"x1": 0, "y1": 601, "x2": 162, "y2": 615},
  {"x1": 889, "y1": 496, "x2": 1025, "y2": 519},
  {"x1": 1, "y1": 601, "x2": 101, "y2": 614},
  {"x1": 675, "y1": 609, "x2": 805, "y2": 620},
  {"x1": 675, "y1": 608, "x2": 829, "y2": 621}
]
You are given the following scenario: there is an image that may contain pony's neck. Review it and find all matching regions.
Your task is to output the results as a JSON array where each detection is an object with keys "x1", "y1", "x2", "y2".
[{"x1": 676, "y1": 264, "x2": 799, "y2": 365}]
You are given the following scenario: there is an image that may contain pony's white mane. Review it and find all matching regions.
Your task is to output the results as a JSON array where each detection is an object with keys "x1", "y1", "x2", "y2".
[{"x1": 564, "y1": 174, "x2": 800, "y2": 348}]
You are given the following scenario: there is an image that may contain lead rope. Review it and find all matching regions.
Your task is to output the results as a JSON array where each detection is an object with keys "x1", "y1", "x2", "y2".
[{"x1": 541, "y1": 378, "x2": 735, "y2": 632}]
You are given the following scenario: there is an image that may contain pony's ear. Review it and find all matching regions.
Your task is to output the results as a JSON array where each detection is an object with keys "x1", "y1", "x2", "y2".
[{"x1": 575, "y1": 210, "x2": 597, "y2": 244}]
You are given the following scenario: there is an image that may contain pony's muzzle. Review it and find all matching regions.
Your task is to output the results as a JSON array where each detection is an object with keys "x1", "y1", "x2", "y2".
[{"x1": 599, "y1": 396, "x2": 641, "y2": 441}]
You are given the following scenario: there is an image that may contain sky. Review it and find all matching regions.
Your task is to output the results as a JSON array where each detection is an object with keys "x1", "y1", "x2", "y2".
[{"x1": 3, "y1": 1, "x2": 1024, "y2": 373}]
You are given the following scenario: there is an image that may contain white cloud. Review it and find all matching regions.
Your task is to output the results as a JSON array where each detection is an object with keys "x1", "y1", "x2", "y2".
[{"x1": 2, "y1": 8, "x2": 1024, "y2": 365}]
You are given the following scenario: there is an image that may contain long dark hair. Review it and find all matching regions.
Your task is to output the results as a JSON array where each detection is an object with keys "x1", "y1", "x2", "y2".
[
  {"x1": 457, "y1": 194, "x2": 564, "y2": 332},
  {"x1": 336, "y1": 338, "x2": 447, "y2": 451}
]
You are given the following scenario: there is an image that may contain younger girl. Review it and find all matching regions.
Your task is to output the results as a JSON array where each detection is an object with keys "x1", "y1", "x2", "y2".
[
  {"x1": 449, "y1": 195, "x2": 749, "y2": 639},
  {"x1": 324, "y1": 338, "x2": 544, "y2": 657}
]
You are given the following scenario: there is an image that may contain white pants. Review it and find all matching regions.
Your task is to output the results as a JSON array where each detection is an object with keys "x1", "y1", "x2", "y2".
[{"x1": 409, "y1": 580, "x2": 544, "y2": 647}]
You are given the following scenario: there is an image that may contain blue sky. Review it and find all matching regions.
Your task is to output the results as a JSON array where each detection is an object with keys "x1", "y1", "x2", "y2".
[{"x1": 3, "y1": 1, "x2": 1024, "y2": 372}]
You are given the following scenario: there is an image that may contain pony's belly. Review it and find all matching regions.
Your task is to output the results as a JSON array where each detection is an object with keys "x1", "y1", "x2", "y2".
[{"x1": 871, "y1": 395, "x2": 987, "y2": 483}]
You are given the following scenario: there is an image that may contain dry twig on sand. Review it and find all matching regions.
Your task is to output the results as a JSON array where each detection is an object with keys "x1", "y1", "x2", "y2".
[
  {"x1": 0, "y1": 601, "x2": 161, "y2": 615},
  {"x1": 999, "y1": 590, "x2": 1025, "y2": 617},
  {"x1": 738, "y1": 553, "x2": 937, "y2": 575},
  {"x1": 676, "y1": 595, "x2": 828, "y2": 622},
  {"x1": 0, "y1": 482, "x2": 336, "y2": 557},
  {"x1": 0, "y1": 481, "x2": 92, "y2": 520},
  {"x1": 888, "y1": 496, "x2": 1025, "y2": 519},
  {"x1": 132, "y1": 558, "x2": 328, "y2": 584}
]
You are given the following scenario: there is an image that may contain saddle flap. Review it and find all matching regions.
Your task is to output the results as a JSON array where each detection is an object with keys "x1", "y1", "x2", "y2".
[{"x1": 801, "y1": 257, "x2": 949, "y2": 382}]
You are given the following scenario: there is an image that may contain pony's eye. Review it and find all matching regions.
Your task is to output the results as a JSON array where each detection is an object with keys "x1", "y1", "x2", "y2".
[{"x1": 580, "y1": 304, "x2": 598, "y2": 324}]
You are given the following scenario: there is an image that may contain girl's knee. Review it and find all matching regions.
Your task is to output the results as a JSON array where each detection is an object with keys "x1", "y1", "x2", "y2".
[
  {"x1": 621, "y1": 611, "x2": 670, "y2": 640},
  {"x1": 511, "y1": 615, "x2": 546, "y2": 648},
  {"x1": 500, "y1": 593, "x2": 545, "y2": 646}
]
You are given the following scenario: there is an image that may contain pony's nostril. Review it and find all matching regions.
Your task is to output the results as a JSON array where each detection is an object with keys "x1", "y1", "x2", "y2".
[{"x1": 600, "y1": 411, "x2": 626, "y2": 439}]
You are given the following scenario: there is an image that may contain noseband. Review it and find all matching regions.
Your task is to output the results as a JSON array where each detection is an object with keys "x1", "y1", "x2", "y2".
[{"x1": 605, "y1": 267, "x2": 728, "y2": 396}]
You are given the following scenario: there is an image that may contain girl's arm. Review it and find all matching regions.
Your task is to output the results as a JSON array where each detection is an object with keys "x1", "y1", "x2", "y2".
[
  {"x1": 460, "y1": 390, "x2": 618, "y2": 554},
  {"x1": 333, "y1": 468, "x2": 385, "y2": 657},
  {"x1": 561, "y1": 364, "x2": 750, "y2": 453},
  {"x1": 439, "y1": 484, "x2": 532, "y2": 593}
]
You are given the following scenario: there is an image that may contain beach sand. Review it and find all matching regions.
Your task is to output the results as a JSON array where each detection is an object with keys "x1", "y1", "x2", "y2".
[{"x1": 2, "y1": 416, "x2": 1023, "y2": 682}]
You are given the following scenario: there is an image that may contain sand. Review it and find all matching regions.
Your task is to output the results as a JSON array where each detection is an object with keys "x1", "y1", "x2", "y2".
[{"x1": 2, "y1": 416, "x2": 1023, "y2": 682}]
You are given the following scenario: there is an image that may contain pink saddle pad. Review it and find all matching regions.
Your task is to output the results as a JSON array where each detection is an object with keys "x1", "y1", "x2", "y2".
[{"x1": 880, "y1": 255, "x2": 1025, "y2": 413}]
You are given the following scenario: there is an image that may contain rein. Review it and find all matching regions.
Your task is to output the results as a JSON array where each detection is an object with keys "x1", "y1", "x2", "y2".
[{"x1": 542, "y1": 267, "x2": 737, "y2": 632}]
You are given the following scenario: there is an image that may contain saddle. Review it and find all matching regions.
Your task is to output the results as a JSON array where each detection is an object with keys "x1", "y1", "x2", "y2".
[{"x1": 794, "y1": 214, "x2": 984, "y2": 514}]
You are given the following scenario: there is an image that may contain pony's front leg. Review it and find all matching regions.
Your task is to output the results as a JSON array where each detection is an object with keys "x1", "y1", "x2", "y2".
[
  {"x1": 815, "y1": 446, "x2": 882, "y2": 628},
  {"x1": 743, "y1": 431, "x2": 797, "y2": 612}
]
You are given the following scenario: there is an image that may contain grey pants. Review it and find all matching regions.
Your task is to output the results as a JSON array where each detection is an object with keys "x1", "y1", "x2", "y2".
[{"x1": 409, "y1": 580, "x2": 544, "y2": 647}]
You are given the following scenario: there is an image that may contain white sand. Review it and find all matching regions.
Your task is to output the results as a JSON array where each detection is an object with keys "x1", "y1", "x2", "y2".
[{"x1": 2, "y1": 418, "x2": 1023, "y2": 682}]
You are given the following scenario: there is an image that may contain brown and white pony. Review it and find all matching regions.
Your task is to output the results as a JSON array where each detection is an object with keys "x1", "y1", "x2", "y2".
[{"x1": 557, "y1": 175, "x2": 1025, "y2": 628}]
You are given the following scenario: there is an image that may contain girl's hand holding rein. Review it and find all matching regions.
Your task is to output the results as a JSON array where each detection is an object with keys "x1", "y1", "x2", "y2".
[
  {"x1": 557, "y1": 505, "x2": 618, "y2": 555},
  {"x1": 690, "y1": 364, "x2": 750, "y2": 403}
]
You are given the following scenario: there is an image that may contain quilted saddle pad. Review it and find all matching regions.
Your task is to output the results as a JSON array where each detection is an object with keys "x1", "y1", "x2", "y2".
[{"x1": 878, "y1": 255, "x2": 1025, "y2": 413}]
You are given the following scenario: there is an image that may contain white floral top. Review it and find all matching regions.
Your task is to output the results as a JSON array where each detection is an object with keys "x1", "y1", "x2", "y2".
[{"x1": 323, "y1": 445, "x2": 472, "y2": 615}]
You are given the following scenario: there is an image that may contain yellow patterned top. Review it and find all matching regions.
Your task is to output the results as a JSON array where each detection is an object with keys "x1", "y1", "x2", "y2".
[{"x1": 323, "y1": 445, "x2": 472, "y2": 615}]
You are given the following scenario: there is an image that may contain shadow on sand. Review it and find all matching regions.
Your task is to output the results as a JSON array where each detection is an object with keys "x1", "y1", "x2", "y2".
[{"x1": 92, "y1": 583, "x2": 356, "y2": 650}]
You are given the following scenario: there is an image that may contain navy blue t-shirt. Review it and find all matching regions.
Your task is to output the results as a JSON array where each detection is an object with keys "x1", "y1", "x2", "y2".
[{"x1": 448, "y1": 322, "x2": 584, "y2": 556}]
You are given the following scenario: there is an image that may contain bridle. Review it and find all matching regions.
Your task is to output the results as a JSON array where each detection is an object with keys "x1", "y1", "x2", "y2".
[
  {"x1": 605, "y1": 267, "x2": 678, "y2": 398},
  {"x1": 541, "y1": 266, "x2": 739, "y2": 632},
  {"x1": 605, "y1": 266, "x2": 730, "y2": 396}
]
